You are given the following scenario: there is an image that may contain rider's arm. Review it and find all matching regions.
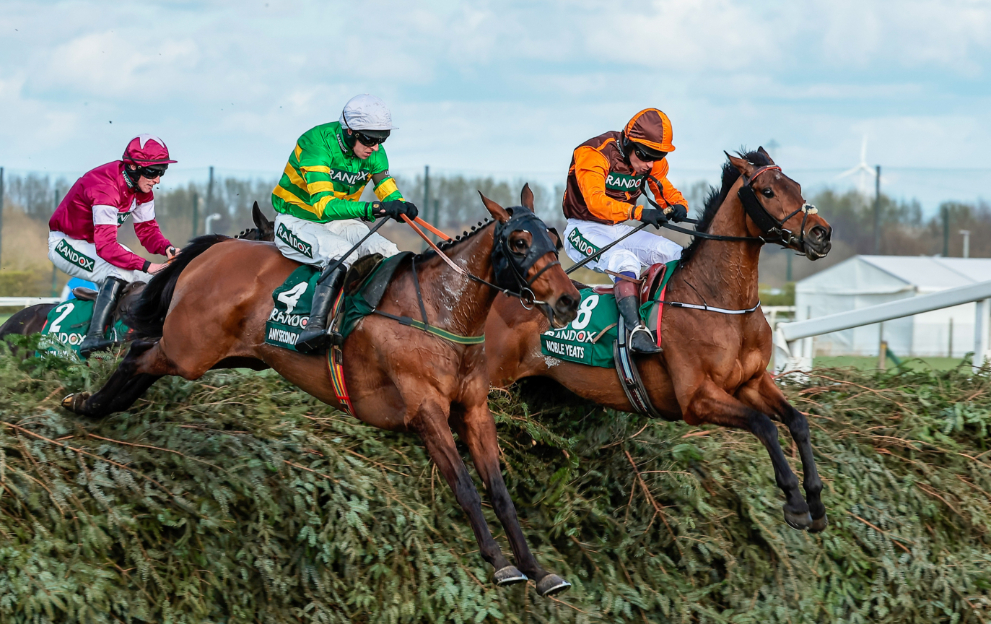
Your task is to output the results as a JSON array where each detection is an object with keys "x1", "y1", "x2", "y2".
[
  {"x1": 289, "y1": 136, "x2": 370, "y2": 222},
  {"x1": 371, "y1": 171, "x2": 403, "y2": 202},
  {"x1": 646, "y1": 160, "x2": 687, "y2": 210},
  {"x1": 573, "y1": 146, "x2": 644, "y2": 222},
  {"x1": 91, "y1": 205, "x2": 152, "y2": 272},
  {"x1": 131, "y1": 196, "x2": 173, "y2": 255}
]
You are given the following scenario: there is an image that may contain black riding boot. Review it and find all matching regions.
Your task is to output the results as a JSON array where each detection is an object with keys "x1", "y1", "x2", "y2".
[
  {"x1": 296, "y1": 265, "x2": 346, "y2": 355},
  {"x1": 615, "y1": 280, "x2": 662, "y2": 355},
  {"x1": 79, "y1": 277, "x2": 126, "y2": 357}
]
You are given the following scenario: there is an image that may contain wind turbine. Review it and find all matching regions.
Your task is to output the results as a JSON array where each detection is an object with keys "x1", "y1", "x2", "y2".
[{"x1": 836, "y1": 135, "x2": 877, "y2": 197}]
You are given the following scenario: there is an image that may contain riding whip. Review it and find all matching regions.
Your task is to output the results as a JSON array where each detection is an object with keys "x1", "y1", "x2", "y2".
[
  {"x1": 565, "y1": 222, "x2": 651, "y2": 274},
  {"x1": 316, "y1": 217, "x2": 390, "y2": 285}
]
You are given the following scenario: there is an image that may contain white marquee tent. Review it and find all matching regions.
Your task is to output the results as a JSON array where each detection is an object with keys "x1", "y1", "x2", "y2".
[{"x1": 794, "y1": 255, "x2": 991, "y2": 357}]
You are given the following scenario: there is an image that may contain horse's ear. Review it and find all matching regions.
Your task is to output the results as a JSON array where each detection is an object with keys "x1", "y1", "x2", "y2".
[
  {"x1": 520, "y1": 183, "x2": 534, "y2": 211},
  {"x1": 726, "y1": 151, "x2": 756, "y2": 179},
  {"x1": 478, "y1": 191, "x2": 511, "y2": 223},
  {"x1": 252, "y1": 202, "x2": 267, "y2": 228},
  {"x1": 757, "y1": 146, "x2": 775, "y2": 165}
]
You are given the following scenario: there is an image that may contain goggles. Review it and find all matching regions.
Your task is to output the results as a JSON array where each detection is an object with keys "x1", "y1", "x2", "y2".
[
  {"x1": 354, "y1": 131, "x2": 388, "y2": 147},
  {"x1": 631, "y1": 143, "x2": 666, "y2": 163},
  {"x1": 136, "y1": 164, "x2": 168, "y2": 179}
]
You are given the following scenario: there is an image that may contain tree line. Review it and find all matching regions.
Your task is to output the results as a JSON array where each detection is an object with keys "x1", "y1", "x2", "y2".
[{"x1": 2, "y1": 171, "x2": 988, "y2": 278}]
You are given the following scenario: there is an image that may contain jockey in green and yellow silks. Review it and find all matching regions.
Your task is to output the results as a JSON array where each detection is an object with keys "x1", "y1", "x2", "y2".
[{"x1": 271, "y1": 94, "x2": 418, "y2": 354}]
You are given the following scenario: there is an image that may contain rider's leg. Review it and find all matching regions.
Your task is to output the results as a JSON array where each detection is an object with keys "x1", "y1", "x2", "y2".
[
  {"x1": 275, "y1": 215, "x2": 400, "y2": 353},
  {"x1": 326, "y1": 219, "x2": 400, "y2": 259},
  {"x1": 604, "y1": 250, "x2": 662, "y2": 354},
  {"x1": 612, "y1": 225, "x2": 683, "y2": 266},
  {"x1": 79, "y1": 277, "x2": 127, "y2": 357},
  {"x1": 295, "y1": 265, "x2": 345, "y2": 354}
]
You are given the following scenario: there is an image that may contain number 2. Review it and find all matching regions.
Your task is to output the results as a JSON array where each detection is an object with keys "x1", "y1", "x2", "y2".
[{"x1": 49, "y1": 302, "x2": 75, "y2": 333}]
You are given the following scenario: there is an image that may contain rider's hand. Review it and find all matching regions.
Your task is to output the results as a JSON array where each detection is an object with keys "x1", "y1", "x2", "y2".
[
  {"x1": 166, "y1": 246, "x2": 180, "y2": 260},
  {"x1": 639, "y1": 207, "x2": 668, "y2": 228},
  {"x1": 147, "y1": 263, "x2": 167, "y2": 274},
  {"x1": 666, "y1": 205, "x2": 688, "y2": 223},
  {"x1": 372, "y1": 200, "x2": 419, "y2": 222}
]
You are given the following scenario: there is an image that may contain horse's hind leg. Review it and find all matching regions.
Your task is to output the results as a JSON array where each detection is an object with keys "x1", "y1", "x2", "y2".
[
  {"x1": 741, "y1": 373, "x2": 827, "y2": 532},
  {"x1": 412, "y1": 401, "x2": 520, "y2": 585},
  {"x1": 687, "y1": 380, "x2": 812, "y2": 530},
  {"x1": 63, "y1": 340, "x2": 163, "y2": 418},
  {"x1": 452, "y1": 401, "x2": 571, "y2": 597}
]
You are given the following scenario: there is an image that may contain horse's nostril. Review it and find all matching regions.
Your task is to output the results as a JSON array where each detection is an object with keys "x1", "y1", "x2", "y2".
[{"x1": 558, "y1": 295, "x2": 578, "y2": 313}]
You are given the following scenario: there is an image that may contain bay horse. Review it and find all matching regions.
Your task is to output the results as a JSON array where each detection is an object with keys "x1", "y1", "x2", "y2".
[
  {"x1": 61, "y1": 189, "x2": 582, "y2": 596},
  {"x1": 486, "y1": 149, "x2": 834, "y2": 532},
  {"x1": 0, "y1": 202, "x2": 275, "y2": 350}
]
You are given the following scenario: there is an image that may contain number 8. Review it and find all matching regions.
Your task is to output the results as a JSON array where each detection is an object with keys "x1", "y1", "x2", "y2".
[{"x1": 571, "y1": 295, "x2": 599, "y2": 330}]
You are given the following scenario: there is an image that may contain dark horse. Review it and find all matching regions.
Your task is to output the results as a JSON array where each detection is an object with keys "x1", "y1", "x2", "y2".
[
  {"x1": 0, "y1": 203, "x2": 275, "y2": 350},
  {"x1": 486, "y1": 149, "x2": 834, "y2": 532},
  {"x1": 61, "y1": 189, "x2": 582, "y2": 596}
]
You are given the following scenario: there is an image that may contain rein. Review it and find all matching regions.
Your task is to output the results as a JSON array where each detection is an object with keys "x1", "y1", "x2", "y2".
[{"x1": 401, "y1": 214, "x2": 558, "y2": 311}]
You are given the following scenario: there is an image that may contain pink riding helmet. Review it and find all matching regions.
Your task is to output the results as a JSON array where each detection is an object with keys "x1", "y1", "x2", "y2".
[{"x1": 122, "y1": 134, "x2": 177, "y2": 165}]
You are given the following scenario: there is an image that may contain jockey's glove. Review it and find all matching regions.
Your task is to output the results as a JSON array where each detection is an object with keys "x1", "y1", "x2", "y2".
[
  {"x1": 372, "y1": 200, "x2": 419, "y2": 222},
  {"x1": 666, "y1": 204, "x2": 688, "y2": 222},
  {"x1": 639, "y1": 208, "x2": 668, "y2": 228}
]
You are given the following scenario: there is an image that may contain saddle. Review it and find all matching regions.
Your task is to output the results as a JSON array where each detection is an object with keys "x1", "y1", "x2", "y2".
[{"x1": 71, "y1": 283, "x2": 145, "y2": 327}]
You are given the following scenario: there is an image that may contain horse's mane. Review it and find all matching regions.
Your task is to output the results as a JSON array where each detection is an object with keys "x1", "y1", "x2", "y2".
[
  {"x1": 678, "y1": 148, "x2": 771, "y2": 265},
  {"x1": 413, "y1": 217, "x2": 495, "y2": 263}
]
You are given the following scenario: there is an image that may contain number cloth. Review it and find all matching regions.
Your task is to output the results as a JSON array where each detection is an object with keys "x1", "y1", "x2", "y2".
[
  {"x1": 540, "y1": 260, "x2": 678, "y2": 369},
  {"x1": 40, "y1": 299, "x2": 128, "y2": 357},
  {"x1": 271, "y1": 122, "x2": 404, "y2": 224},
  {"x1": 48, "y1": 160, "x2": 172, "y2": 272}
]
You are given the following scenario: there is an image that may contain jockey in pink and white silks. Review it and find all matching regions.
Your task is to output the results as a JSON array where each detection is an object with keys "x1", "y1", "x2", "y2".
[{"x1": 48, "y1": 135, "x2": 179, "y2": 356}]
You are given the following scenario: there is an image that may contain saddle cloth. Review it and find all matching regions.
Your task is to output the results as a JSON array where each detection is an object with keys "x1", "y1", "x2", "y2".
[
  {"x1": 39, "y1": 299, "x2": 128, "y2": 357},
  {"x1": 264, "y1": 252, "x2": 412, "y2": 351},
  {"x1": 539, "y1": 260, "x2": 677, "y2": 369}
]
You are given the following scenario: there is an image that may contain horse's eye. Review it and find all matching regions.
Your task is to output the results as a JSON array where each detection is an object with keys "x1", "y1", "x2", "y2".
[
  {"x1": 762, "y1": 188, "x2": 774, "y2": 198},
  {"x1": 513, "y1": 239, "x2": 527, "y2": 252}
]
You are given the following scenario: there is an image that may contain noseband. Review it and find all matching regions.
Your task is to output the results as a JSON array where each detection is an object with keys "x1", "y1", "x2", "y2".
[{"x1": 737, "y1": 165, "x2": 818, "y2": 249}]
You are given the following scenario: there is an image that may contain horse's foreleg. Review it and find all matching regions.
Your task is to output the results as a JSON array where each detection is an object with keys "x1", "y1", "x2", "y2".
[
  {"x1": 739, "y1": 373, "x2": 827, "y2": 532},
  {"x1": 452, "y1": 403, "x2": 571, "y2": 597},
  {"x1": 412, "y1": 401, "x2": 517, "y2": 583},
  {"x1": 686, "y1": 381, "x2": 812, "y2": 530}
]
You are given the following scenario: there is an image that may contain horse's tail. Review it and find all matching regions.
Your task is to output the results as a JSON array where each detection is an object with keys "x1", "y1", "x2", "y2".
[{"x1": 128, "y1": 235, "x2": 230, "y2": 339}]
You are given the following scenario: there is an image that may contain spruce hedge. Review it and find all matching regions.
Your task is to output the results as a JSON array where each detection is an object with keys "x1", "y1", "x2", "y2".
[{"x1": 0, "y1": 337, "x2": 988, "y2": 623}]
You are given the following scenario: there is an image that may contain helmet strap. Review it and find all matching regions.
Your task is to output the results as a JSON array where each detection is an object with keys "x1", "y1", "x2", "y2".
[{"x1": 122, "y1": 163, "x2": 139, "y2": 188}]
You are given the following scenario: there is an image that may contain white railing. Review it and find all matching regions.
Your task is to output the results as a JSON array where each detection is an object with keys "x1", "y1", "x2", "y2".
[
  {"x1": 774, "y1": 281, "x2": 991, "y2": 372},
  {"x1": 0, "y1": 297, "x2": 60, "y2": 308},
  {"x1": 763, "y1": 305, "x2": 795, "y2": 330}
]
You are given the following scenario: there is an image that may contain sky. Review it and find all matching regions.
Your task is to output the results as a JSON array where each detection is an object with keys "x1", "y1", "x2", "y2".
[{"x1": 1, "y1": 0, "x2": 989, "y2": 213}]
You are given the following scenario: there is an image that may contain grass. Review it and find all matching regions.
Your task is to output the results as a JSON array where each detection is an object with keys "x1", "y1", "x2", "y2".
[
  {"x1": 0, "y1": 335, "x2": 989, "y2": 623},
  {"x1": 814, "y1": 355, "x2": 970, "y2": 371}
]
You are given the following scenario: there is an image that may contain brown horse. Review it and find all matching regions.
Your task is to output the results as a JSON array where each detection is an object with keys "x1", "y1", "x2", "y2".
[
  {"x1": 486, "y1": 149, "x2": 834, "y2": 532},
  {"x1": 0, "y1": 202, "x2": 275, "y2": 350},
  {"x1": 62, "y1": 189, "x2": 582, "y2": 596}
]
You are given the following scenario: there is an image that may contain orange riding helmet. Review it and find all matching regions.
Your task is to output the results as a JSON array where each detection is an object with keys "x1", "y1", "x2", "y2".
[{"x1": 623, "y1": 108, "x2": 676, "y2": 160}]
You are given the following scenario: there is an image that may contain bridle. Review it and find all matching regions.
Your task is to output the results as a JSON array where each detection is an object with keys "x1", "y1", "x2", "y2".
[
  {"x1": 404, "y1": 208, "x2": 563, "y2": 314},
  {"x1": 735, "y1": 165, "x2": 818, "y2": 249},
  {"x1": 645, "y1": 166, "x2": 818, "y2": 249}
]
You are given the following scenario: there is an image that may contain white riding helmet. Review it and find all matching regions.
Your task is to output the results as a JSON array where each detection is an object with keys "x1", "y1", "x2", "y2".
[{"x1": 339, "y1": 94, "x2": 396, "y2": 137}]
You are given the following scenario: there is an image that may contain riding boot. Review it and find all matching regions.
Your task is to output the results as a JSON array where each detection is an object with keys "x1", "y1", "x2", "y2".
[
  {"x1": 615, "y1": 279, "x2": 662, "y2": 355},
  {"x1": 296, "y1": 265, "x2": 346, "y2": 355},
  {"x1": 79, "y1": 277, "x2": 126, "y2": 357}
]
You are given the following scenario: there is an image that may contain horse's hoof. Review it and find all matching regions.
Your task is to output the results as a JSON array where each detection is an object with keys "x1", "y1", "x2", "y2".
[
  {"x1": 61, "y1": 393, "x2": 88, "y2": 413},
  {"x1": 783, "y1": 507, "x2": 813, "y2": 531},
  {"x1": 808, "y1": 513, "x2": 829, "y2": 533},
  {"x1": 494, "y1": 566, "x2": 528, "y2": 586},
  {"x1": 536, "y1": 574, "x2": 571, "y2": 597}
]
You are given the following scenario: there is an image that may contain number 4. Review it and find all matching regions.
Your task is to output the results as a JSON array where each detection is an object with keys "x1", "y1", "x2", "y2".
[{"x1": 277, "y1": 282, "x2": 309, "y2": 314}]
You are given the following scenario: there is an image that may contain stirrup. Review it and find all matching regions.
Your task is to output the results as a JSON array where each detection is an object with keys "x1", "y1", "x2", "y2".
[{"x1": 628, "y1": 325, "x2": 662, "y2": 354}]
